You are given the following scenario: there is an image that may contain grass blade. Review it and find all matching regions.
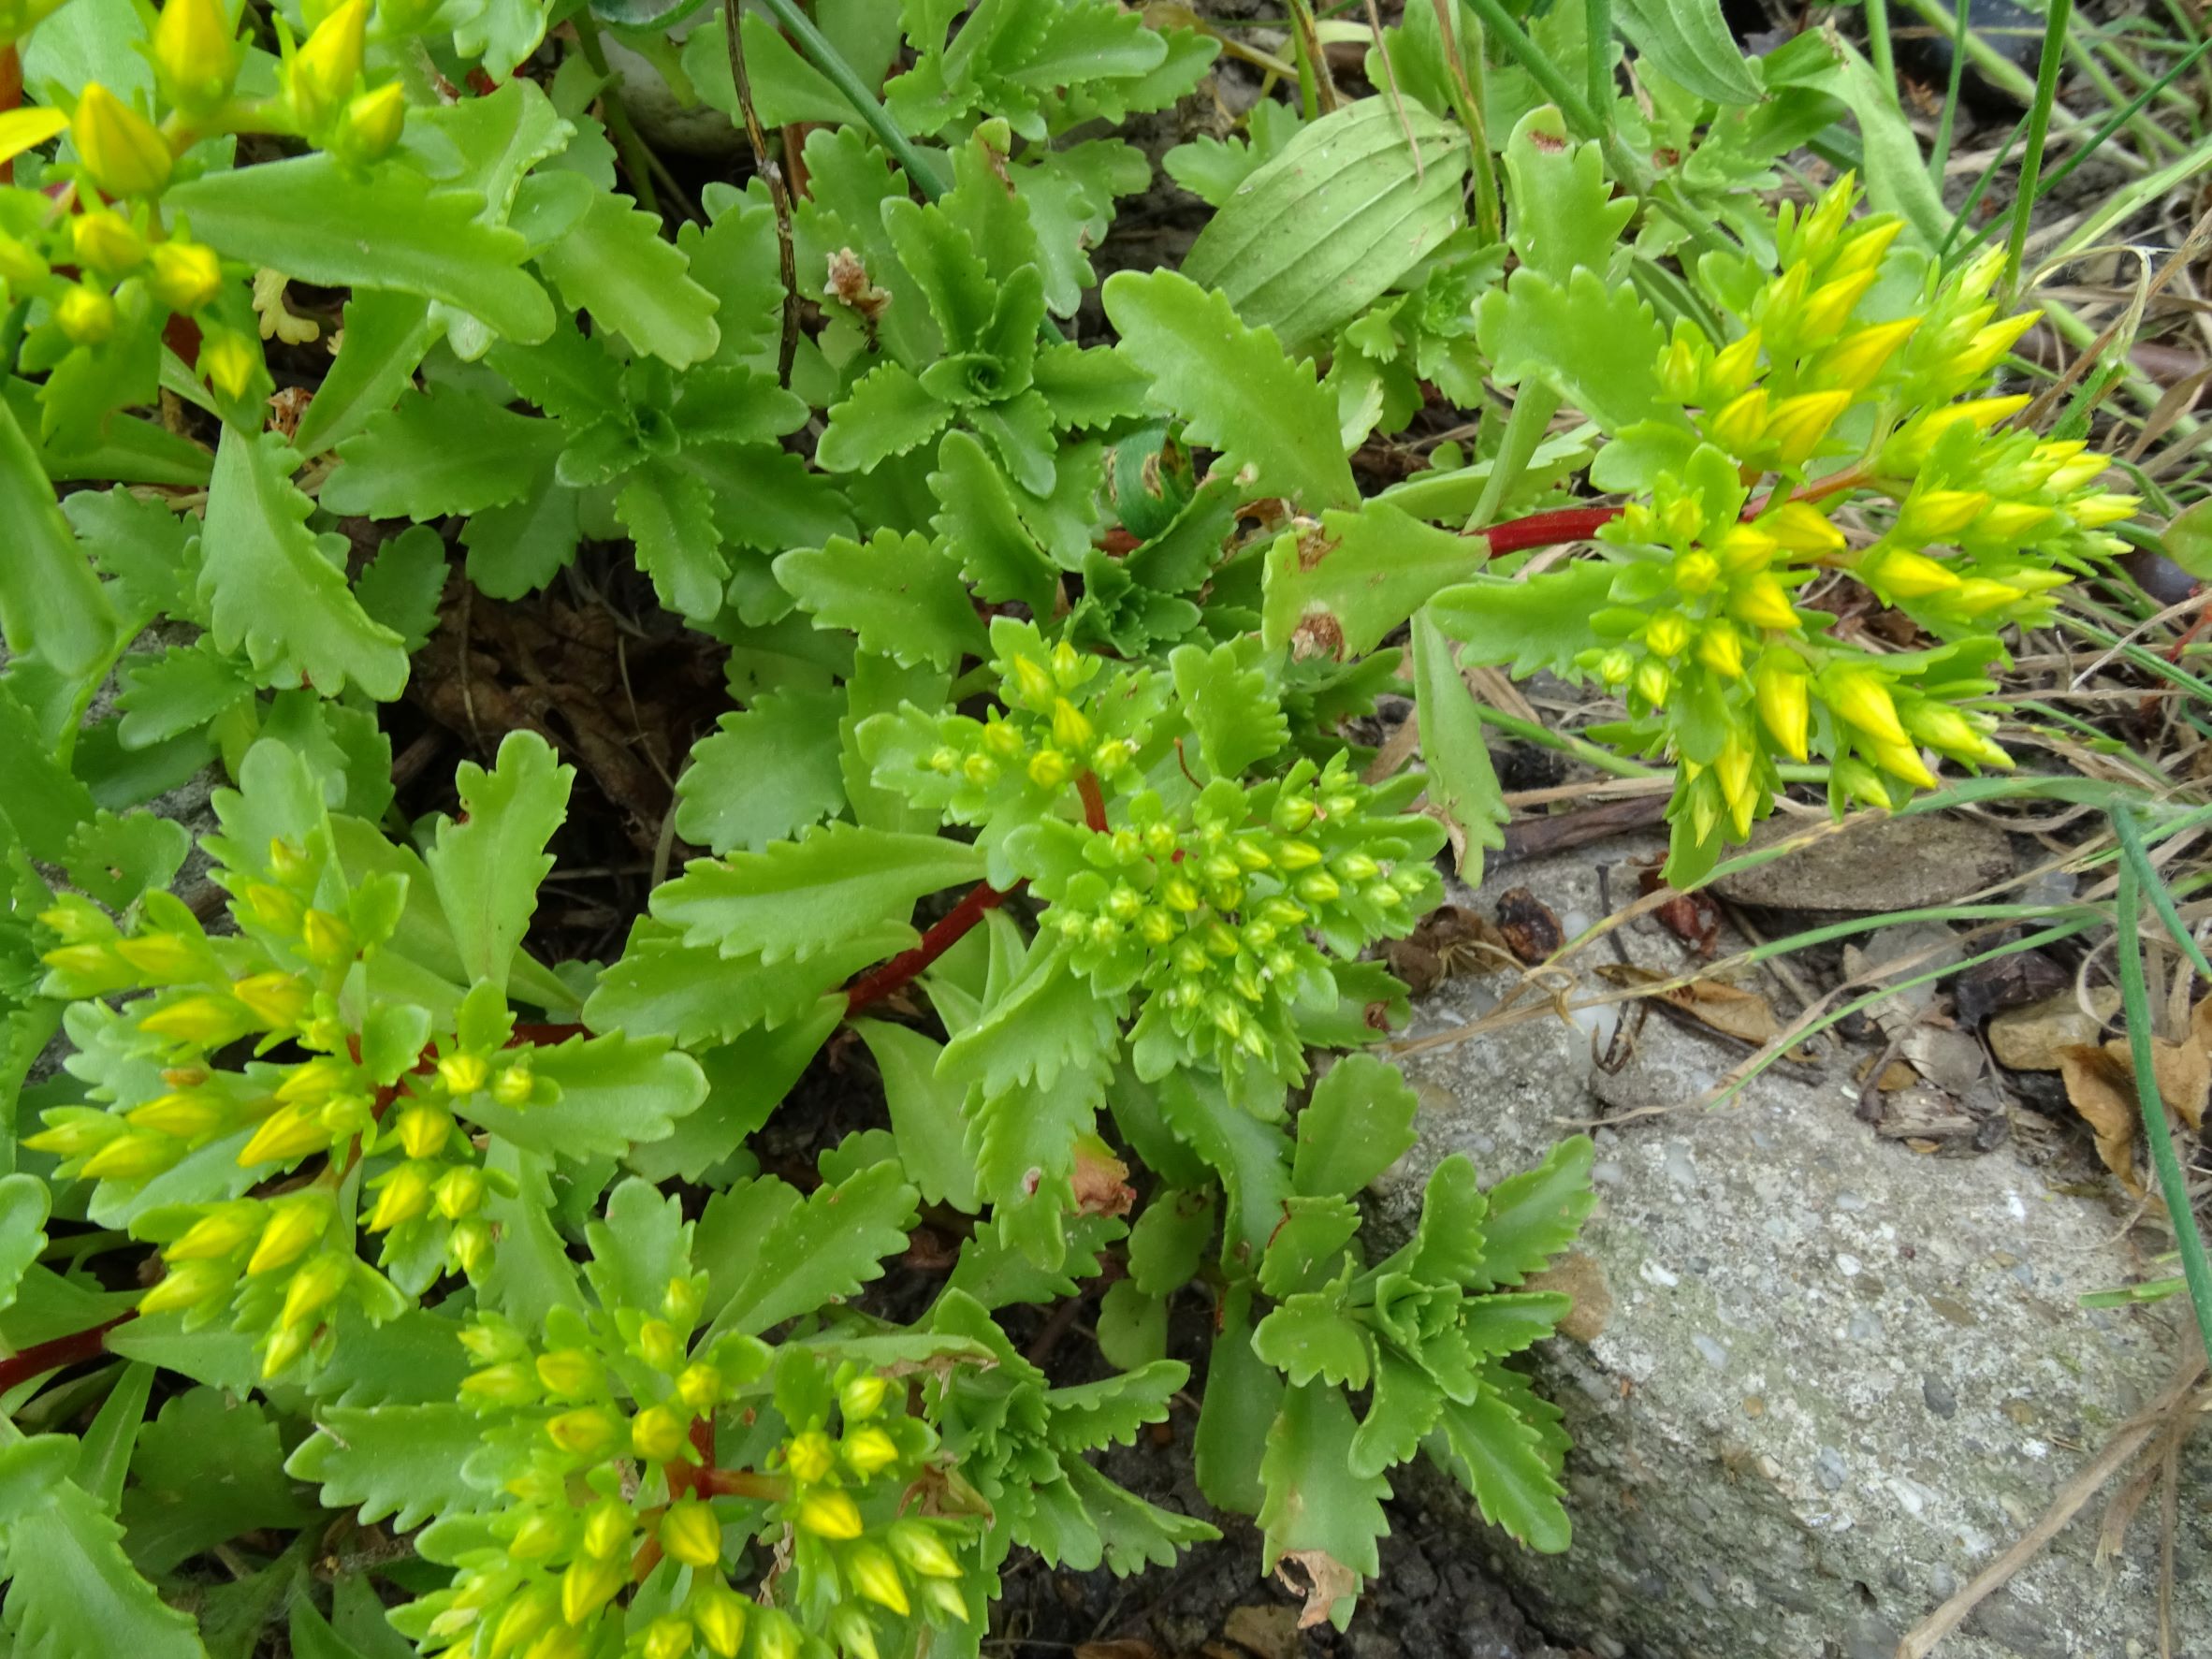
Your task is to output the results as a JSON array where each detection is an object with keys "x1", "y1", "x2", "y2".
[{"x1": 2005, "y1": 0, "x2": 2075, "y2": 295}]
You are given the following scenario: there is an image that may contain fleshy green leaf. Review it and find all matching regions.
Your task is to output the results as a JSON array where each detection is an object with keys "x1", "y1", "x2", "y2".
[
  {"x1": 1411, "y1": 608, "x2": 1508, "y2": 880},
  {"x1": 1169, "y1": 634, "x2": 1288, "y2": 779},
  {"x1": 120, "y1": 1389, "x2": 316, "y2": 1575},
  {"x1": 582, "y1": 918, "x2": 906, "y2": 1049},
  {"x1": 673, "y1": 687, "x2": 850, "y2": 854},
  {"x1": 851, "y1": 1019, "x2": 980, "y2": 1212},
  {"x1": 1293, "y1": 1054, "x2": 1419, "y2": 1199},
  {"x1": 285, "y1": 1404, "x2": 490, "y2": 1532},
  {"x1": 1261, "y1": 500, "x2": 1487, "y2": 662},
  {"x1": 1102, "y1": 269, "x2": 1355, "y2": 510},
  {"x1": 1258, "y1": 1380, "x2": 1390, "y2": 1629},
  {"x1": 817, "y1": 361, "x2": 950, "y2": 474},
  {"x1": 776, "y1": 531, "x2": 991, "y2": 671},
  {"x1": 291, "y1": 292, "x2": 444, "y2": 458},
  {"x1": 1125, "y1": 1186, "x2": 1215, "y2": 1296},
  {"x1": 1425, "y1": 560, "x2": 1620, "y2": 678},
  {"x1": 198, "y1": 429, "x2": 409, "y2": 701},
  {"x1": 532, "y1": 186, "x2": 720, "y2": 365},
  {"x1": 617, "y1": 458, "x2": 726, "y2": 623},
  {"x1": 0, "y1": 1479, "x2": 204, "y2": 1659},
  {"x1": 1500, "y1": 107, "x2": 1635, "y2": 282},
  {"x1": 704, "y1": 1161, "x2": 919, "y2": 1337},
  {"x1": 1465, "y1": 1134, "x2": 1596, "y2": 1290},
  {"x1": 425, "y1": 730, "x2": 574, "y2": 993},
  {"x1": 1252, "y1": 1284, "x2": 1372, "y2": 1388},
  {"x1": 1426, "y1": 1378, "x2": 1571, "y2": 1552},
  {"x1": 0, "y1": 392, "x2": 114, "y2": 687},
  {"x1": 464, "y1": 1030, "x2": 706, "y2": 1161},
  {"x1": 321, "y1": 386, "x2": 565, "y2": 520},
  {"x1": 1476, "y1": 268, "x2": 1677, "y2": 438},
  {"x1": 0, "y1": 1175, "x2": 51, "y2": 1315}
]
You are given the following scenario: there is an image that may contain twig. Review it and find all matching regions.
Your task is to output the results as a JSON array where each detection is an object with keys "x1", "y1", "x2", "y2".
[
  {"x1": 0, "y1": 1315, "x2": 135, "y2": 1395},
  {"x1": 1895, "y1": 1349, "x2": 2206, "y2": 1658},
  {"x1": 845, "y1": 880, "x2": 1021, "y2": 1014},
  {"x1": 725, "y1": 0, "x2": 800, "y2": 385}
]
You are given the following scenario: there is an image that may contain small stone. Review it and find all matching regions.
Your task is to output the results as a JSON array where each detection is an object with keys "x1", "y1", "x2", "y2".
[
  {"x1": 1922, "y1": 1374, "x2": 1959, "y2": 1419},
  {"x1": 1815, "y1": 1447, "x2": 1847, "y2": 1491},
  {"x1": 1694, "y1": 1334, "x2": 1730, "y2": 1370},
  {"x1": 1711, "y1": 812, "x2": 2015, "y2": 911},
  {"x1": 1987, "y1": 989, "x2": 2120, "y2": 1071},
  {"x1": 1743, "y1": 1395, "x2": 1765, "y2": 1418}
]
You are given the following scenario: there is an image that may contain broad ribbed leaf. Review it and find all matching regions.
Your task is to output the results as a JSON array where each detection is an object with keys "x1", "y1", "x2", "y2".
[
  {"x1": 165, "y1": 155, "x2": 553, "y2": 342},
  {"x1": 197, "y1": 429, "x2": 409, "y2": 701},
  {"x1": 1101, "y1": 269, "x2": 1354, "y2": 510},
  {"x1": 1426, "y1": 560, "x2": 1621, "y2": 679},
  {"x1": 652, "y1": 822, "x2": 985, "y2": 964}
]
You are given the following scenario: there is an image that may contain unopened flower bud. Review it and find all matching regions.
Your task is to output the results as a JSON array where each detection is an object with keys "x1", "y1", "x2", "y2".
[
  {"x1": 55, "y1": 284, "x2": 117, "y2": 346},
  {"x1": 631, "y1": 1403, "x2": 689, "y2": 1463},
  {"x1": 796, "y1": 1488, "x2": 864, "y2": 1539},
  {"x1": 660, "y1": 1501, "x2": 721, "y2": 1569},
  {"x1": 287, "y1": 0, "x2": 369, "y2": 131},
  {"x1": 138, "y1": 1258, "x2": 233, "y2": 1314},
  {"x1": 71, "y1": 84, "x2": 172, "y2": 197},
  {"x1": 197, "y1": 327, "x2": 260, "y2": 399},
  {"x1": 330, "y1": 80, "x2": 405, "y2": 164},
  {"x1": 560, "y1": 1554, "x2": 625, "y2": 1625},
  {"x1": 249, "y1": 1195, "x2": 331, "y2": 1274},
  {"x1": 279, "y1": 1250, "x2": 351, "y2": 1329},
  {"x1": 70, "y1": 210, "x2": 145, "y2": 274},
  {"x1": 849, "y1": 1543, "x2": 910, "y2": 1614},
  {"x1": 153, "y1": 0, "x2": 239, "y2": 112}
]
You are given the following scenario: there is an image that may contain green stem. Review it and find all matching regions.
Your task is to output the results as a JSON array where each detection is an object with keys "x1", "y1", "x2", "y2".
[
  {"x1": 1866, "y1": 0, "x2": 1898, "y2": 102},
  {"x1": 2005, "y1": 0, "x2": 2074, "y2": 297},
  {"x1": 2113, "y1": 818, "x2": 2212, "y2": 1373},
  {"x1": 751, "y1": 0, "x2": 947, "y2": 197},
  {"x1": 1928, "y1": 0, "x2": 1972, "y2": 186},
  {"x1": 1583, "y1": 0, "x2": 1613, "y2": 141},
  {"x1": 571, "y1": 15, "x2": 661, "y2": 217},
  {"x1": 1471, "y1": 704, "x2": 1664, "y2": 779}
]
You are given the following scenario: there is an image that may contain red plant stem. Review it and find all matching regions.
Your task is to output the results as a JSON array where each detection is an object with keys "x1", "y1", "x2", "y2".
[
  {"x1": 0, "y1": 47, "x2": 20, "y2": 187},
  {"x1": 702, "y1": 1466, "x2": 790, "y2": 1501},
  {"x1": 1077, "y1": 771, "x2": 1109, "y2": 833},
  {"x1": 1472, "y1": 466, "x2": 1875, "y2": 558},
  {"x1": 0, "y1": 1313, "x2": 134, "y2": 1394},
  {"x1": 511, "y1": 1022, "x2": 586, "y2": 1045},
  {"x1": 844, "y1": 879, "x2": 1019, "y2": 1015}
]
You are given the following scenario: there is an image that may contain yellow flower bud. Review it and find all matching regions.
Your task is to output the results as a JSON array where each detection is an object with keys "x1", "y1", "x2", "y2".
[
  {"x1": 1796, "y1": 269, "x2": 1876, "y2": 340},
  {"x1": 197, "y1": 327, "x2": 260, "y2": 399},
  {"x1": 24, "y1": 1116, "x2": 118, "y2": 1159},
  {"x1": 661, "y1": 1501, "x2": 722, "y2": 1569},
  {"x1": 924, "y1": 1578, "x2": 973, "y2": 1623},
  {"x1": 1753, "y1": 653, "x2": 1809, "y2": 761},
  {"x1": 842, "y1": 1425, "x2": 901, "y2": 1477},
  {"x1": 1824, "y1": 216, "x2": 1902, "y2": 280},
  {"x1": 331, "y1": 80, "x2": 406, "y2": 164},
  {"x1": 578, "y1": 1497, "x2": 633, "y2": 1559},
  {"x1": 677, "y1": 1361, "x2": 722, "y2": 1412},
  {"x1": 432, "y1": 1164, "x2": 486, "y2": 1220},
  {"x1": 393, "y1": 1102, "x2": 449, "y2": 1159},
  {"x1": 167, "y1": 1202, "x2": 261, "y2": 1261},
  {"x1": 1711, "y1": 524, "x2": 1778, "y2": 575},
  {"x1": 450, "y1": 1217, "x2": 493, "y2": 1276},
  {"x1": 785, "y1": 1429, "x2": 836, "y2": 1484},
  {"x1": 141, "y1": 992, "x2": 253, "y2": 1045},
  {"x1": 0, "y1": 233, "x2": 50, "y2": 289},
  {"x1": 488, "y1": 1589, "x2": 555, "y2": 1656},
  {"x1": 239, "y1": 1102, "x2": 327, "y2": 1166},
  {"x1": 54, "y1": 284, "x2": 117, "y2": 346},
  {"x1": 1901, "y1": 700, "x2": 1983, "y2": 758},
  {"x1": 237, "y1": 882, "x2": 303, "y2": 932},
  {"x1": 1953, "y1": 576, "x2": 2023, "y2": 615},
  {"x1": 1949, "y1": 310, "x2": 2042, "y2": 382},
  {"x1": 840, "y1": 1372, "x2": 891, "y2": 1421},
  {"x1": 153, "y1": 0, "x2": 239, "y2": 114},
  {"x1": 1010, "y1": 653, "x2": 1054, "y2": 705},
  {"x1": 1868, "y1": 546, "x2": 1959, "y2": 598},
  {"x1": 70, "y1": 211, "x2": 145, "y2": 274},
  {"x1": 849, "y1": 1543, "x2": 910, "y2": 1615},
  {"x1": 796, "y1": 1488, "x2": 865, "y2": 1540},
  {"x1": 691, "y1": 1583, "x2": 749, "y2": 1658},
  {"x1": 546, "y1": 1406, "x2": 624, "y2": 1459},
  {"x1": 81, "y1": 1133, "x2": 180, "y2": 1180},
  {"x1": 2071, "y1": 492, "x2": 2138, "y2": 530},
  {"x1": 1713, "y1": 740, "x2": 1757, "y2": 838},
  {"x1": 1672, "y1": 550, "x2": 1720, "y2": 595},
  {"x1": 1762, "y1": 390, "x2": 1852, "y2": 468},
  {"x1": 531, "y1": 1346, "x2": 601, "y2": 1400},
  {"x1": 831, "y1": 1608, "x2": 881, "y2": 1659},
  {"x1": 1656, "y1": 335, "x2": 1700, "y2": 401},
  {"x1": 560, "y1": 1554, "x2": 625, "y2": 1626},
  {"x1": 1697, "y1": 620, "x2": 1745, "y2": 678},
  {"x1": 1973, "y1": 502, "x2": 2053, "y2": 543},
  {"x1": 233, "y1": 970, "x2": 311, "y2": 1028},
  {"x1": 1730, "y1": 575, "x2": 1799, "y2": 633},
  {"x1": 889, "y1": 1520, "x2": 963, "y2": 1579},
  {"x1": 248, "y1": 1195, "x2": 331, "y2": 1274},
  {"x1": 1644, "y1": 612, "x2": 1691, "y2": 659},
  {"x1": 280, "y1": 1251, "x2": 351, "y2": 1329},
  {"x1": 1706, "y1": 327, "x2": 1763, "y2": 400},
  {"x1": 1708, "y1": 387, "x2": 1769, "y2": 458},
  {"x1": 1761, "y1": 501, "x2": 1845, "y2": 558},
  {"x1": 1632, "y1": 658, "x2": 1670, "y2": 707},
  {"x1": 299, "y1": 908, "x2": 354, "y2": 965},
  {"x1": 1870, "y1": 739, "x2": 1938, "y2": 789},
  {"x1": 1816, "y1": 316, "x2": 1918, "y2": 390},
  {"x1": 126, "y1": 1091, "x2": 227, "y2": 1138},
  {"x1": 1899, "y1": 488, "x2": 1989, "y2": 540},
  {"x1": 438, "y1": 1051, "x2": 488, "y2": 1096},
  {"x1": 71, "y1": 85, "x2": 173, "y2": 198},
  {"x1": 138, "y1": 1258, "x2": 233, "y2": 1315},
  {"x1": 1826, "y1": 669, "x2": 1908, "y2": 746},
  {"x1": 288, "y1": 0, "x2": 369, "y2": 131},
  {"x1": 366, "y1": 1161, "x2": 435, "y2": 1231},
  {"x1": 491, "y1": 1062, "x2": 533, "y2": 1107},
  {"x1": 1026, "y1": 748, "x2": 1070, "y2": 788},
  {"x1": 522, "y1": 1625, "x2": 587, "y2": 1659},
  {"x1": 631, "y1": 1402, "x2": 690, "y2": 1463},
  {"x1": 1049, "y1": 697, "x2": 1093, "y2": 750},
  {"x1": 2045, "y1": 448, "x2": 2108, "y2": 493},
  {"x1": 641, "y1": 1620, "x2": 693, "y2": 1659}
]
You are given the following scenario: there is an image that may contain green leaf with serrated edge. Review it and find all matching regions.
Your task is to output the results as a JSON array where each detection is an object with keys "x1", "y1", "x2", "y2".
[
  {"x1": 1260, "y1": 500, "x2": 1486, "y2": 662},
  {"x1": 285, "y1": 1404, "x2": 490, "y2": 1532},
  {"x1": 675, "y1": 687, "x2": 848, "y2": 853},
  {"x1": 0, "y1": 1478, "x2": 203, "y2": 1659},
  {"x1": 1401, "y1": 1153, "x2": 1488, "y2": 1285},
  {"x1": 653, "y1": 822, "x2": 985, "y2": 964},
  {"x1": 1465, "y1": 1134, "x2": 1595, "y2": 1290},
  {"x1": 1253, "y1": 1284, "x2": 1372, "y2": 1389},
  {"x1": 290, "y1": 1594, "x2": 375, "y2": 1659},
  {"x1": 1258, "y1": 1195, "x2": 1361, "y2": 1298},
  {"x1": 355, "y1": 524, "x2": 445, "y2": 654},
  {"x1": 480, "y1": 1143, "x2": 584, "y2": 1330},
  {"x1": 776, "y1": 531, "x2": 991, "y2": 670},
  {"x1": 673, "y1": 367, "x2": 809, "y2": 447},
  {"x1": 1425, "y1": 560, "x2": 1619, "y2": 678},
  {"x1": 64, "y1": 484, "x2": 198, "y2": 625},
  {"x1": 796, "y1": 124, "x2": 942, "y2": 367},
  {"x1": 1292, "y1": 1053, "x2": 1419, "y2": 1199},
  {"x1": 583, "y1": 919, "x2": 905, "y2": 1048},
  {"x1": 1155, "y1": 1068, "x2": 1290, "y2": 1262},
  {"x1": 674, "y1": 201, "x2": 783, "y2": 369},
  {"x1": 939, "y1": 936, "x2": 1125, "y2": 1096},
  {"x1": 1030, "y1": 341, "x2": 1152, "y2": 428},
  {"x1": 1461, "y1": 1290, "x2": 1573, "y2": 1359},
  {"x1": 199, "y1": 428, "x2": 408, "y2": 701},
  {"x1": 629, "y1": 1002, "x2": 843, "y2": 1185},
  {"x1": 121, "y1": 1389, "x2": 316, "y2": 1575},
  {"x1": 1125, "y1": 1186, "x2": 1215, "y2": 1295},
  {"x1": 706, "y1": 1160, "x2": 918, "y2": 1337},
  {"x1": 486, "y1": 314, "x2": 622, "y2": 427},
  {"x1": 690, "y1": 442, "x2": 857, "y2": 554},
  {"x1": 0, "y1": 1175, "x2": 49, "y2": 1316},
  {"x1": 0, "y1": 681, "x2": 95, "y2": 862},
  {"x1": 321, "y1": 386, "x2": 564, "y2": 519},
  {"x1": 616, "y1": 458, "x2": 726, "y2": 623},
  {"x1": 1013, "y1": 1472, "x2": 1104, "y2": 1571},
  {"x1": 852, "y1": 1019, "x2": 980, "y2": 1212},
  {"x1": 307, "y1": 1307, "x2": 471, "y2": 1407},
  {"x1": 166, "y1": 156, "x2": 552, "y2": 342},
  {"x1": 691, "y1": 1175, "x2": 799, "y2": 1319},
  {"x1": 1412, "y1": 607, "x2": 1508, "y2": 879},
  {"x1": 1500, "y1": 108, "x2": 1635, "y2": 281},
  {"x1": 63, "y1": 810, "x2": 189, "y2": 908},
  {"x1": 1614, "y1": 0, "x2": 1763, "y2": 106},
  {"x1": 882, "y1": 195, "x2": 999, "y2": 353},
  {"x1": 1349, "y1": 1345, "x2": 1444, "y2": 1479},
  {"x1": 1102, "y1": 269, "x2": 1354, "y2": 510},
  {"x1": 105, "y1": 1315, "x2": 255, "y2": 1392},
  {"x1": 1168, "y1": 634, "x2": 1288, "y2": 779},
  {"x1": 532, "y1": 186, "x2": 720, "y2": 365},
  {"x1": 1094, "y1": 1278, "x2": 1165, "y2": 1369},
  {"x1": 1258, "y1": 1380, "x2": 1390, "y2": 1629},
  {"x1": 1044, "y1": 1360, "x2": 1188, "y2": 1452},
  {"x1": 426, "y1": 730, "x2": 573, "y2": 993},
  {"x1": 946, "y1": 1212, "x2": 1122, "y2": 1310},
  {"x1": 76, "y1": 1362, "x2": 153, "y2": 1513},
  {"x1": 1184, "y1": 98, "x2": 1469, "y2": 353},
  {"x1": 969, "y1": 1072, "x2": 1099, "y2": 1269},
  {"x1": 1426, "y1": 1381, "x2": 1571, "y2": 1551},
  {"x1": 1062, "y1": 1456, "x2": 1218, "y2": 1574},
  {"x1": 461, "y1": 472, "x2": 582, "y2": 599},
  {"x1": 1476, "y1": 268, "x2": 1678, "y2": 438},
  {"x1": 0, "y1": 393, "x2": 113, "y2": 686},
  {"x1": 464, "y1": 1029, "x2": 705, "y2": 1161},
  {"x1": 817, "y1": 360, "x2": 951, "y2": 474},
  {"x1": 292, "y1": 292, "x2": 444, "y2": 458},
  {"x1": 927, "y1": 429, "x2": 1058, "y2": 616},
  {"x1": 582, "y1": 1177, "x2": 691, "y2": 1317}
]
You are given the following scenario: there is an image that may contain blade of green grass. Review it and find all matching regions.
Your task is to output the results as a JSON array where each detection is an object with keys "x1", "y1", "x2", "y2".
[{"x1": 2006, "y1": 0, "x2": 2075, "y2": 296}]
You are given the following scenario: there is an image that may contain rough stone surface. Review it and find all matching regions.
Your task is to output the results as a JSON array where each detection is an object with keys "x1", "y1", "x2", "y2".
[
  {"x1": 1987, "y1": 991, "x2": 2120, "y2": 1072},
  {"x1": 1710, "y1": 812, "x2": 2018, "y2": 912},
  {"x1": 1379, "y1": 834, "x2": 2209, "y2": 1659}
]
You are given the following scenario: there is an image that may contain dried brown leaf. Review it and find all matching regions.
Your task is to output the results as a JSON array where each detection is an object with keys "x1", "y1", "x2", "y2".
[
  {"x1": 2057, "y1": 1044, "x2": 2141, "y2": 1189},
  {"x1": 1274, "y1": 1549, "x2": 1361, "y2": 1631}
]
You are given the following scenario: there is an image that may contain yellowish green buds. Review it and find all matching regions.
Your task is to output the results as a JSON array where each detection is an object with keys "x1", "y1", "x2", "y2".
[
  {"x1": 366, "y1": 1161, "x2": 434, "y2": 1230},
  {"x1": 840, "y1": 1371, "x2": 891, "y2": 1420},
  {"x1": 660, "y1": 1501, "x2": 722, "y2": 1569},
  {"x1": 147, "y1": 239, "x2": 224, "y2": 313},
  {"x1": 1753, "y1": 653, "x2": 1810, "y2": 761},
  {"x1": 1817, "y1": 316, "x2": 1918, "y2": 391},
  {"x1": 796, "y1": 1489, "x2": 864, "y2": 1540},
  {"x1": 71, "y1": 85, "x2": 173, "y2": 198},
  {"x1": 560, "y1": 1555, "x2": 624, "y2": 1625},
  {"x1": 153, "y1": 0, "x2": 239, "y2": 115},
  {"x1": 1825, "y1": 668, "x2": 1907, "y2": 747},
  {"x1": 438, "y1": 1051, "x2": 488, "y2": 1095},
  {"x1": 545, "y1": 1406, "x2": 624, "y2": 1459},
  {"x1": 280, "y1": 1251, "x2": 351, "y2": 1329},
  {"x1": 630, "y1": 1402, "x2": 689, "y2": 1463},
  {"x1": 139, "y1": 1258, "x2": 233, "y2": 1314},
  {"x1": 332, "y1": 80, "x2": 406, "y2": 164},
  {"x1": 239, "y1": 1101, "x2": 327, "y2": 1165},
  {"x1": 1730, "y1": 574, "x2": 1800, "y2": 633},
  {"x1": 249, "y1": 1194, "x2": 331, "y2": 1274},
  {"x1": 287, "y1": 0, "x2": 369, "y2": 132},
  {"x1": 1708, "y1": 387, "x2": 1768, "y2": 457},
  {"x1": 641, "y1": 1619, "x2": 693, "y2": 1659},
  {"x1": 167, "y1": 1202, "x2": 261, "y2": 1261},
  {"x1": 534, "y1": 1346, "x2": 602, "y2": 1399},
  {"x1": 785, "y1": 1428, "x2": 836, "y2": 1483},
  {"x1": 1763, "y1": 390, "x2": 1850, "y2": 468},
  {"x1": 0, "y1": 232, "x2": 48, "y2": 290},
  {"x1": 888, "y1": 1520, "x2": 963, "y2": 1579},
  {"x1": 841, "y1": 1425, "x2": 900, "y2": 1477},
  {"x1": 54, "y1": 284, "x2": 117, "y2": 345},
  {"x1": 579, "y1": 1498, "x2": 632, "y2": 1558},
  {"x1": 197, "y1": 327, "x2": 260, "y2": 399},
  {"x1": 849, "y1": 1544, "x2": 910, "y2": 1615},
  {"x1": 691, "y1": 1584, "x2": 749, "y2": 1658},
  {"x1": 70, "y1": 210, "x2": 145, "y2": 273}
]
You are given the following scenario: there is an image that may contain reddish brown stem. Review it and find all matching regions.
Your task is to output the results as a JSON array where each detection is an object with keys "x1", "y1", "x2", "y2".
[
  {"x1": 511, "y1": 1022, "x2": 587, "y2": 1046},
  {"x1": 1473, "y1": 466, "x2": 1876, "y2": 558},
  {"x1": 844, "y1": 879, "x2": 1019, "y2": 1015},
  {"x1": 701, "y1": 1467, "x2": 790, "y2": 1501},
  {"x1": 0, "y1": 1314, "x2": 134, "y2": 1394},
  {"x1": 0, "y1": 47, "x2": 20, "y2": 188},
  {"x1": 1077, "y1": 771, "x2": 1109, "y2": 833}
]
